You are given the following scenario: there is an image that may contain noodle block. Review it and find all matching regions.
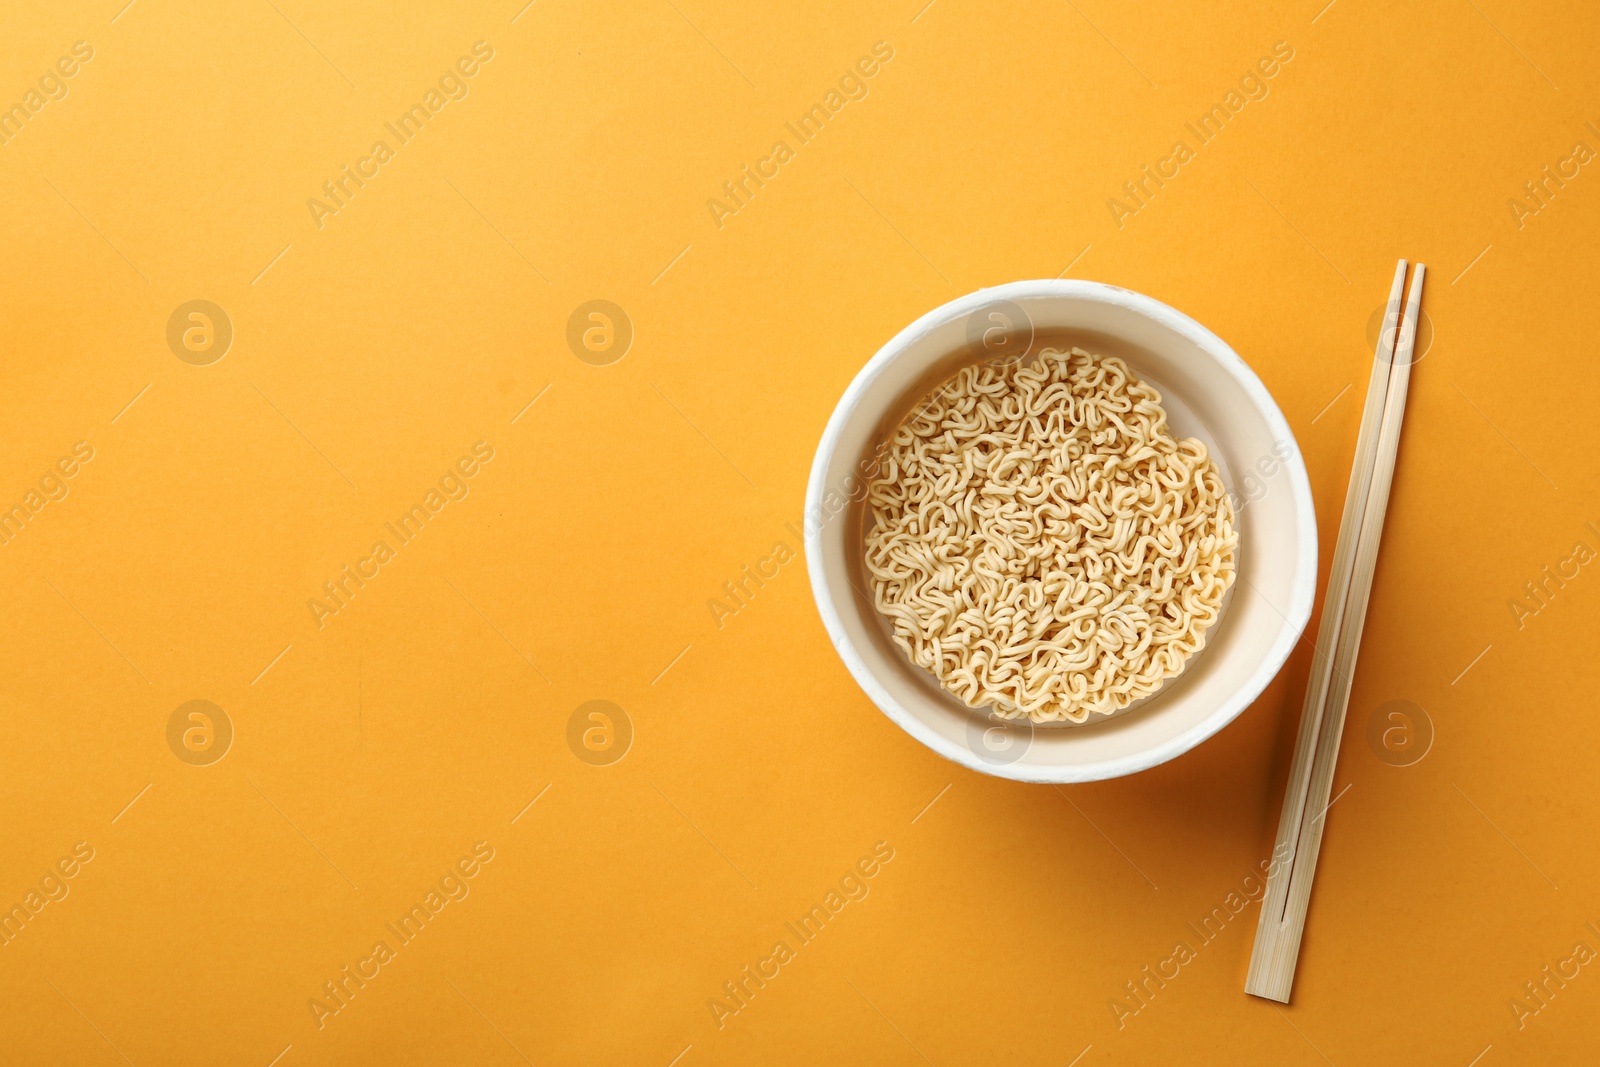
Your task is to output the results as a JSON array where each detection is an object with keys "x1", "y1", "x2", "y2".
[{"x1": 864, "y1": 348, "x2": 1237, "y2": 724}]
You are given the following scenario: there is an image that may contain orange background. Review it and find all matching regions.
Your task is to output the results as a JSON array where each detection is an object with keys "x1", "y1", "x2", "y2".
[{"x1": 2, "y1": 1, "x2": 1598, "y2": 1063}]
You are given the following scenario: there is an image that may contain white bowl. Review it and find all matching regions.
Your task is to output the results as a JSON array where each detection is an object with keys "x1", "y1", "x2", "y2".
[{"x1": 804, "y1": 280, "x2": 1317, "y2": 783}]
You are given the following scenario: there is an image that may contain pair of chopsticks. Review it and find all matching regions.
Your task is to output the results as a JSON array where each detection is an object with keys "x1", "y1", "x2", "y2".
[{"x1": 1245, "y1": 259, "x2": 1426, "y2": 1003}]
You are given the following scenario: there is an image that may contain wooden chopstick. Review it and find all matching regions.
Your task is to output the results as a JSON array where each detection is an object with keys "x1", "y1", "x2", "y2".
[
  {"x1": 1245, "y1": 260, "x2": 1426, "y2": 1002},
  {"x1": 1244, "y1": 261, "x2": 1406, "y2": 993}
]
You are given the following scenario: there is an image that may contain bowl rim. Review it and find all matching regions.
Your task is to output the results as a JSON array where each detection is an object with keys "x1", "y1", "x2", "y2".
[{"x1": 804, "y1": 279, "x2": 1318, "y2": 783}]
